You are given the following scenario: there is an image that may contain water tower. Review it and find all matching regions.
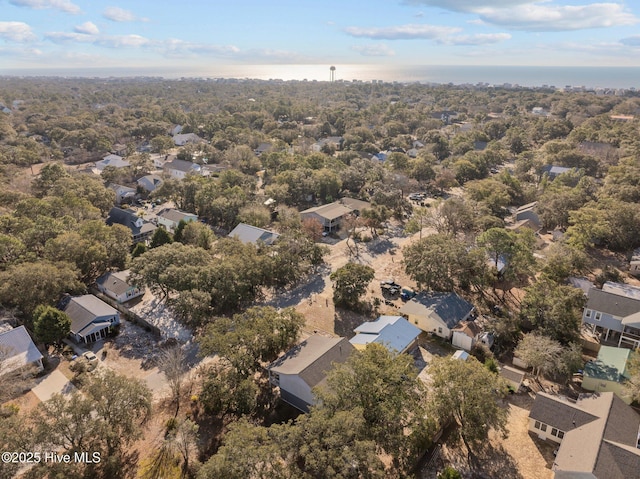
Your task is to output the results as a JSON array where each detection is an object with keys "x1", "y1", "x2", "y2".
[{"x1": 330, "y1": 65, "x2": 336, "y2": 82}]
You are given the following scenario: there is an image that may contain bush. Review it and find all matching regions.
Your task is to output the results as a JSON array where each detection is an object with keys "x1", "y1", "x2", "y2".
[{"x1": 438, "y1": 466, "x2": 462, "y2": 479}]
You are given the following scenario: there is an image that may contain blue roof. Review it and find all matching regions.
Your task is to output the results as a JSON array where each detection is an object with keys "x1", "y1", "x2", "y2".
[{"x1": 350, "y1": 316, "x2": 421, "y2": 353}]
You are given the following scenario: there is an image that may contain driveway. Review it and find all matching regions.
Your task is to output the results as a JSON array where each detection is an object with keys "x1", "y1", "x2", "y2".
[{"x1": 32, "y1": 370, "x2": 76, "y2": 402}]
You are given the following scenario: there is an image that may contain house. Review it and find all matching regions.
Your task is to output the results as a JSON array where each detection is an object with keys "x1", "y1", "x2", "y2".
[
  {"x1": 582, "y1": 285, "x2": 640, "y2": 348},
  {"x1": 63, "y1": 295, "x2": 120, "y2": 343},
  {"x1": 300, "y1": 197, "x2": 371, "y2": 232},
  {"x1": 109, "y1": 184, "x2": 136, "y2": 205},
  {"x1": 254, "y1": 142, "x2": 273, "y2": 156},
  {"x1": 137, "y1": 174, "x2": 163, "y2": 193},
  {"x1": 111, "y1": 143, "x2": 128, "y2": 157},
  {"x1": 96, "y1": 154, "x2": 130, "y2": 172},
  {"x1": 267, "y1": 335, "x2": 354, "y2": 412},
  {"x1": 451, "y1": 320, "x2": 482, "y2": 351},
  {"x1": 163, "y1": 159, "x2": 202, "y2": 180},
  {"x1": 528, "y1": 392, "x2": 640, "y2": 479},
  {"x1": 95, "y1": 270, "x2": 144, "y2": 304},
  {"x1": 541, "y1": 165, "x2": 573, "y2": 180},
  {"x1": 531, "y1": 107, "x2": 549, "y2": 116},
  {"x1": 0, "y1": 326, "x2": 44, "y2": 375},
  {"x1": 630, "y1": 260, "x2": 640, "y2": 277},
  {"x1": 106, "y1": 207, "x2": 157, "y2": 243},
  {"x1": 499, "y1": 365, "x2": 525, "y2": 391},
  {"x1": 398, "y1": 292, "x2": 475, "y2": 339},
  {"x1": 311, "y1": 136, "x2": 343, "y2": 152},
  {"x1": 173, "y1": 133, "x2": 203, "y2": 146},
  {"x1": 582, "y1": 346, "x2": 633, "y2": 403},
  {"x1": 349, "y1": 315, "x2": 421, "y2": 354},
  {"x1": 170, "y1": 125, "x2": 183, "y2": 136},
  {"x1": 513, "y1": 202, "x2": 542, "y2": 230},
  {"x1": 156, "y1": 208, "x2": 198, "y2": 232},
  {"x1": 228, "y1": 223, "x2": 280, "y2": 246}
]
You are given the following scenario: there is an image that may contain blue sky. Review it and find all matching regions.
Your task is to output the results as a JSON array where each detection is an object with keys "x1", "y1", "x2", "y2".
[{"x1": 0, "y1": 0, "x2": 639, "y2": 76}]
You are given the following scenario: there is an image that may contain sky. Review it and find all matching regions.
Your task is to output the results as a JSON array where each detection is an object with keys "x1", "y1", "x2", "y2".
[{"x1": 0, "y1": 0, "x2": 639, "y2": 78}]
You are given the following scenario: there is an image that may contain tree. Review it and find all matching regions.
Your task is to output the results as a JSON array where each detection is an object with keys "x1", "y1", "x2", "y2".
[
  {"x1": 150, "y1": 227, "x2": 174, "y2": 248},
  {"x1": 519, "y1": 279, "x2": 585, "y2": 345},
  {"x1": 316, "y1": 344, "x2": 433, "y2": 472},
  {"x1": 438, "y1": 466, "x2": 463, "y2": 479},
  {"x1": 158, "y1": 345, "x2": 188, "y2": 416},
  {"x1": 427, "y1": 356, "x2": 508, "y2": 461},
  {"x1": 515, "y1": 333, "x2": 581, "y2": 379},
  {"x1": 32, "y1": 305, "x2": 71, "y2": 349},
  {"x1": 403, "y1": 234, "x2": 485, "y2": 292},
  {"x1": 477, "y1": 227, "x2": 535, "y2": 286},
  {"x1": 330, "y1": 262, "x2": 375, "y2": 310},
  {"x1": 180, "y1": 221, "x2": 215, "y2": 250},
  {"x1": 198, "y1": 306, "x2": 304, "y2": 378},
  {"x1": 624, "y1": 351, "x2": 640, "y2": 404},
  {"x1": 540, "y1": 242, "x2": 590, "y2": 283},
  {"x1": 0, "y1": 260, "x2": 84, "y2": 319}
]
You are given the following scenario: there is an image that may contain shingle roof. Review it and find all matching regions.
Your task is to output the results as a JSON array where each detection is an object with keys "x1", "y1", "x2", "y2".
[
  {"x1": 452, "y1": 320, "x2": 481, "y2": 339},
  {"x1": 350, "y1": 316, "x2": 421, "y2": 353},
  {"x1": 0, "y1": 326, "x2": 42, "y2": 374},
  {"x1": 531, "y1": 392, "x2": 640, "y2": 479},
  {"x1": 106, "y1": 207, "x2": 156, "y2": 237},
  {"x1": 157, "y1": 208, "x2": 196, "y2": 224},
  {"x1": 268, "y1": 335, "x2": 353, "y2": 389},
  {"x1": 300, "y1": 197, "x2": 371, "y2": 221},
  {"x1": 95, "y1": 271, "x2": 134, "y2": 297},
  {"x1": 164, "y1": 159, "x2": 201, "y2": 173},
  {"x1": 529, "y1": 392, "x2": 597, "y2": 432},
  {"x1": 398, "y1": 292, "x2": 474, "y2": 329},
  {"x1": 228, "y1": 223, "x2": 279, "y2": 245},
  {"x1": 586, "y1": 288, "x2": 640, "y2": 318},
  {"x1": 63, "y1": 295, "x2": 118, "y2": 337}
]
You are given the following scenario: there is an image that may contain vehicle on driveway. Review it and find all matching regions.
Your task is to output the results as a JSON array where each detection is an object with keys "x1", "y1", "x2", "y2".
[{"x1": 400, "y1": 287, "x2": 416, "y2": 301}]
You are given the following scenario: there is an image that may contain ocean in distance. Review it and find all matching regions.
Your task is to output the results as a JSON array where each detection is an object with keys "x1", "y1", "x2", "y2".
[{"x1": 3, "y1": 64, "x2": 639, "y2": 90}]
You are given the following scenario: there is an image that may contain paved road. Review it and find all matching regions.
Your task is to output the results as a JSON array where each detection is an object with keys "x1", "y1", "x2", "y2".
[{"x1": 32, "y1": 370, "x2": 76, "y2": 402}]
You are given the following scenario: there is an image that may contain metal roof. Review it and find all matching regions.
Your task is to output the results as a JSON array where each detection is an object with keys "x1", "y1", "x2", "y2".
[
  {"x1": 228, "y1": 223, "x2": 279, "y2": 245},
  {"x1": 350, "y1": 316, "x2": 421, "y2": 354},
  {"x1": 584, "y1": 346, "x2": 631, "y2": 382}
]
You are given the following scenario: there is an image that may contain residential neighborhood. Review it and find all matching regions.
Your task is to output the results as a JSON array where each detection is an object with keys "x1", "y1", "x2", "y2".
[{"x1": 1, "y1": 74, "x2": 640, "y2": 479}]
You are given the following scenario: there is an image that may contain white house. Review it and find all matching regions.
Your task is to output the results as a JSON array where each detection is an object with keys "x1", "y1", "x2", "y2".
[
  {"x1": 163, "y1": 159, "x2": 202, "y2": 180},
  {"x1": 109, "y1": 184, "x2": 136, "y2": 205},
  {"x1": 96, "y1": 154, "x2": 130, "y2": 172},
  {"x1": 137, "y1": 174, "x2": 163, "y2": 193},
  {"x1": 95, "y1": 270, "x2": 144, "y2": 304},
  {"x1": 0, "y1": 326, "x2": 44, "y2": 375},
  {"x1": 228, "y1": 223, "x2": 279, "y2": 246},
  {"x1": 63, "y1": 295, "x2": 120, "y2": 343},
  {"x1": 399, "y1": 292, "x2": 475, "y2": 339},
  {"x1": 267, "y1": 335, "x2": 353, "y2": 412},
  {"x1": 156, "y1": 208, "x2": 198, "y2": 232},
  {"x1": 349, "y1": 315, "x2": 421, "y2": 354},
  {"x1": 173, "y1": 133, "x2": 203, "y2": 146}
]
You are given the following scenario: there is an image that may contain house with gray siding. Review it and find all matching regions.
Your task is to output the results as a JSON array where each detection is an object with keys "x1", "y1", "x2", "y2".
[
  {"x1": 267, "y1": 335, "x2": 353, "y2": 412},
  {"x1": 582, "y1": 286, "x2": 640, "y2": 348},
  {"x1": 63, "y1": 295, "x2": 120, "y2": 343}
]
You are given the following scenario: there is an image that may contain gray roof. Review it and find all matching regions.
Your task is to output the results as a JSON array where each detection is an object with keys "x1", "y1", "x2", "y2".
[
  {"x1": 268, "y1": 335, "x2": 353, "y2": 389},
  {"x1": 157, "y1": 208, "x2": 196, "y2": 224},
  {"x1": 586, "y1": 288, "x2": 640, "y2": 318},
  {"x1": 137, "y1": 174, "x2": 163, "y2": 191},
  {"x1": 529, "y1": 392, "x2": 598, "y2": 435},
  {"x1": 63, "y1": 295, "x2": 118, "y2": 337},
  {"x1": 531, "y1": 392, "x2": 640, "y2": 479},
  {"x1": 0, "y1": 325, "x2": 42, "y2": 374},
  {"x1": 164, "y1": 159, "x2": 200, "y2": 173},
  {"x1": 106, "y1": 207, "x2": 156, "y2": 237},
  {"x1": 398, "y1": 292, "x2": 474, "y2": 329},
  {"x1": 228, "y1": 223, "x2": 279, "y2": 245},
  {"x1": 301, "y1": 197, "x2": 371, "y2": 221},
  {"x1": 95, "y1": 271, "x2": 134, "y2": 297}
]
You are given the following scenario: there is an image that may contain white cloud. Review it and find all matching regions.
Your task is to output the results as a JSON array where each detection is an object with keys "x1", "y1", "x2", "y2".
[
  {"x1": 0, "y1": 21, "x2": 37, "y2": 42},
  {"x1": 0, "y1": 45, "x2": 42, "y2": 57},
  {"x1": 345, "y1": 23, "x2": 460, "y2": 40},
  {"x1": 96, "y1": 34, "x2": 150, "y2": 48},
  {"x1": 45, "y1": 31, "x2": 95, "y2": 43},
  {"x1": 439, "y1": 32, "x2": 511, "y2": 45},
  {"x1": 476, "y1": 3, "x2": 638, "y2": 31},
  {"x1": 403, "y1": 0, "x2": 529, "y2": 12},
  {"x1": 103, "y1": 6, "x2": 138, "y2": 22},
  {"x1": 352, "y1": 44, "x2": 396, "y2": 56},
  {"x1": 74, "y1": 21, "x2": 99, "y2": 35},
  {"x1": 9, "y1": 0, "x2": 81, "y2": 14}
]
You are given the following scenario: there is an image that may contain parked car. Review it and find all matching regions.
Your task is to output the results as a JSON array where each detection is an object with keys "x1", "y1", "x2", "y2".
[
  {"x1": 82, "y1": 351, "x2": 98, "y2": 371},
  {"x1": 400, "y1": 287, "x2": 416, "y2": 301}
]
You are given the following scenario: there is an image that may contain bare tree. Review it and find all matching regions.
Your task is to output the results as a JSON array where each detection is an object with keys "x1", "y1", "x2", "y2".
[{"x1": 159, "y1": 345, "x2": 188, "y2": 416}]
